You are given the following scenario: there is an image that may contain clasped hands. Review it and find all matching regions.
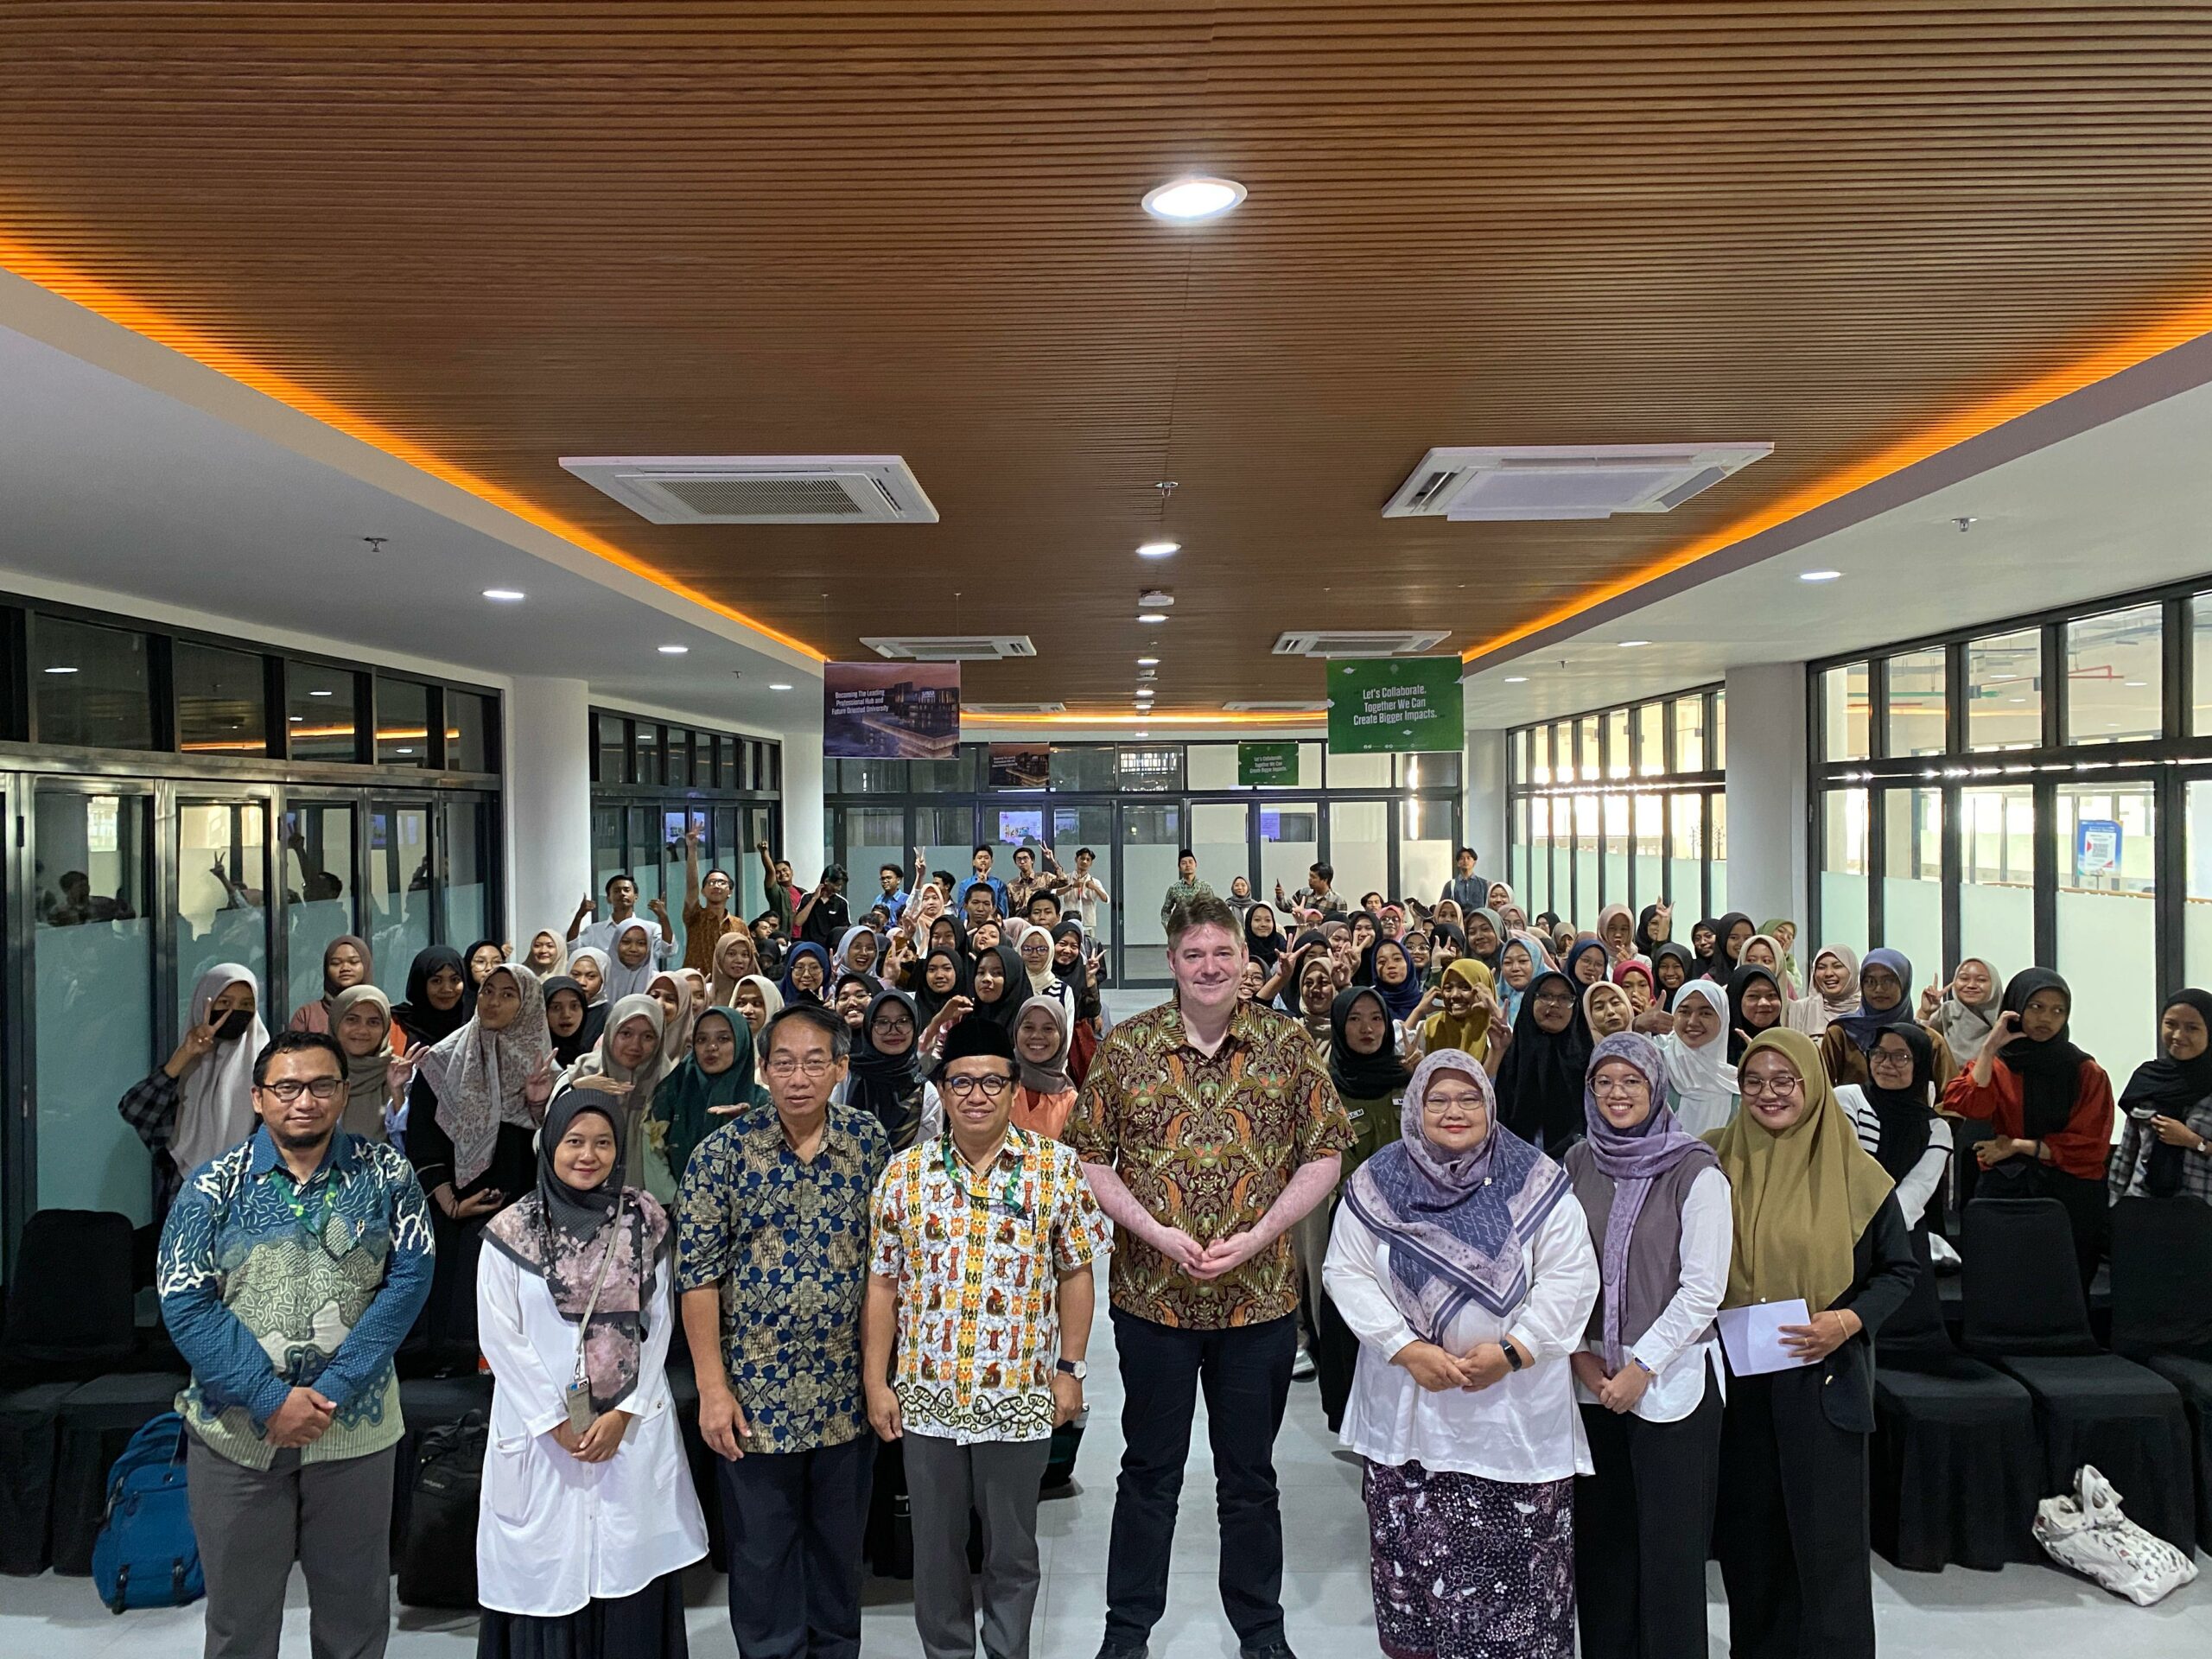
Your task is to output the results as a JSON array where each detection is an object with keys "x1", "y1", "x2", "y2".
[
  {"x1": 550, "y1": 1408, "x2": 631, "y2": 1463},
  {"x1": 1154, "y1": 1225, "x2": 1266, "y2": 1282},
  {"x1": 1394, "y1": 1337, "x2": 1521, "y2": 1394}
]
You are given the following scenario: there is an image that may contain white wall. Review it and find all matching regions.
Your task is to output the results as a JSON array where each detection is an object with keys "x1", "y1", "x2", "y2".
[
  {"x1": 1465, "y1": 727, "x2": 1508, "y2": 873},
  {"x1": 503, "y1": 675, "x2": 595, "y2": 938},
  {"x1": 784, "y1": 744, "x2": 828, "y2": 880},
  {"x1": 1722, "y1": 662, "x2": 1808, "y2": 926}
]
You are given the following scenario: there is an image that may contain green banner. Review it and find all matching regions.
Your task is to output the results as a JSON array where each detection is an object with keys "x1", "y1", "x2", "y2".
[
  {"x1": 1325, "y1": 657, "x2": 1465, "y2": 754},
  {"x1": 1236, "y1": 741, "x2": 1300, "y2": 785}
]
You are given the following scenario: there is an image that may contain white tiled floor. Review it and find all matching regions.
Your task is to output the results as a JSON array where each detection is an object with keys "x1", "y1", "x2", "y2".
[
  {"x1": 7, "y1": 1287, "x2": 2209, "y2": 1657},
  {"x1": 6, "y1": 987, "x2": 2207, "y2": 1654}
]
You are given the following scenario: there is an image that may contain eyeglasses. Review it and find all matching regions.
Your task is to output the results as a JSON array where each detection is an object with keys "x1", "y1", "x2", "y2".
[
  {"x1": 873, "y1": 1014, "x2": 915, "y2": 1033},
  {"x1": 1591, "y1": 1077, "x2": 1648, "y2": 1098},
  {"x1": 944, "y1": 1074, "x2": 1013, "y2": 1100},
  {"x1": 764, "y1": 1056, "x2": 836, "y2": 1078},
  {"x1": 258, "y1": 1077, "x2": 344, "y2": 1103},
  {"x1": 1739, "y1": 1075, "x2": 1804, "y2": 1100},
  {"x1": 1422, "y1": 1090, "x2": 1487, "y2": 1113}
]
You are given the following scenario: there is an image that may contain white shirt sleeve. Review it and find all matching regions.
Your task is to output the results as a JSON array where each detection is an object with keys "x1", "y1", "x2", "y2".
[
  {"x1": 1506, "y1": 1192, "x2": 1599, "y2": 1363},
  {"x1": 1322, "y1": 1204, "x2": 1420, "y2": 1359},
  {"x1": 476, "y1": 1246, "x2": 571, "y2": 1438},
  {"x1": 1627, "y1": 1166, "x2": 1732, "y2": 1376},
  {"x1": 624, "y1": 1245, "x2": 677, "y2": 1421},
  {"x1": 1895, "y1": 1119, "x2": 1953, "y2": 1229}
]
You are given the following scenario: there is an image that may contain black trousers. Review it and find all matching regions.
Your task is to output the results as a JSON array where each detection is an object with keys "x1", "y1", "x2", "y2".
[
  {"x1": 1714, "y1": 1367, "x2": 1874, "y2": 1659},
  {"x1": 1104, "y1": 1307, "x2": 1296, "y2": 1649},
  {"x1": 1573, "y1": 1363, "x2": 1724, "y2": 1659},
  {"x1": 716, "y1": 1434, "x2": 874, "y2": 1659}
]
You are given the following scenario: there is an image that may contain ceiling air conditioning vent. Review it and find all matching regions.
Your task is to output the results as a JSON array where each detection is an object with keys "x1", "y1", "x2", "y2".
[
  {"x1": 964, "y1": 701, "x2": 1067, "y2": 715},
  {"x1": 558, "y1": 455, "x2": 938, "y2": 524},
  {"x1": 861, "y1": 635, "x2": 1036, "y2": 663},
  {"x1": 1274, "y1": 630, "x2": 1452, "y2": 659},
  {"x1": 1381, "y1": 442, "x2": 1770, "y2": 522},
  {"x1": 1223, "y1": 700, "x2": 1329, "y2": 713}
]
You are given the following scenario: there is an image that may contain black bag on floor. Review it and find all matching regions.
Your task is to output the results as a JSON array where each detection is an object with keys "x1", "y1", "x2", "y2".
[{"x1": 396, "y1": 1409, "x2": 484, "y2": 1610}]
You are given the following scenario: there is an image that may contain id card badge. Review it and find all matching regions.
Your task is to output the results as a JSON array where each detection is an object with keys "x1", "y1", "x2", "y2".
[{"x1": 564, "y1": 1378, "x2": 595, "y2": 1435}]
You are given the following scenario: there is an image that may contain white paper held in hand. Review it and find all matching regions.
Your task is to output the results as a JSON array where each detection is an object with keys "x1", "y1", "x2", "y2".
[{"x1": 1714, "y1": 1299, "x2": 1817, "y2": 1376}]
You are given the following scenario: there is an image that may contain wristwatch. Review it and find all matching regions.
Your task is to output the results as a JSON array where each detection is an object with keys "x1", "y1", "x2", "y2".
[
  {"x1": 1500, "y1": 1341, "x2": 1525, "y2": 1373},
  {"x1": 1056, "y1": 1358, "x2": 1088, "y2": 1381}
]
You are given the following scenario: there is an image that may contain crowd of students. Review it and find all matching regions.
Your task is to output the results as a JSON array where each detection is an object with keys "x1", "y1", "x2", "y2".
[{"x1": 118, "y1": 829, "x2": 2212, "y2": 1659}]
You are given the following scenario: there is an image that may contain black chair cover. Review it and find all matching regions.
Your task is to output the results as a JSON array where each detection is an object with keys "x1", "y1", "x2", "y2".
[
  {"x1": 2141, "y1": 1354, "x2": 2212, "y2": 1554},
  {"x1": 1960, "y1": 1199, "x2": 2197, "y2": 1552},
  {"x1": 0, "y1": 1211, "x2": 137, "y2": 1380},
  {"x1": 2110, "y1": 1197, "x2": 2212, "y2": 1361},
  {"x1": 0, "y1": 1382, "x2": 76, "y2": 1575},
  {"x1": 49, "y1": 1371, "x2": 188, "y2": 1574},
  {"x1": 1871, "y1": 1230, "x2": 2042, "y2": 1569}
]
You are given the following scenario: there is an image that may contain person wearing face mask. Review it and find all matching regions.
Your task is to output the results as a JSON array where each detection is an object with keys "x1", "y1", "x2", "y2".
[
  {"x1": 1784, "y1": 944, "x2": 1862, "y2": 1038},
  {"x1": 288, "y1": 934, "x2": 374, "y2": 1034},
  {"x1": 1834, "y1": 1022, "x2": 1953, "y2": 1232},
  {"x1": 120, "y1": 963, "x2": 272, "y2": 1219},
  {"x1": 409, "y1": 963, "x2": 558, "y2": 1357},
  {"x1": 2111, "y1": 989, "x2": 2212, "y2": 1203},
  {"x1": 1566, "y1": 1033, "x2": 1729, "y2": 1659},
  {"x1": 1709, "y1": 1029, "x2": 1917, "y2": 1659},
  {"x1": 1917, "y1": 957, "x2": 2004, "y2": 1071},
  {"x1": 1943, "y1": 969, "x2": 2116, "y2": 1287},
  {"x1": 475, "y1": 1090, "x2": 707, "y2": 1658},
  {"x1": 1325, "y1": 1051, "x2": 1598, "y2": 1659},
  {"x1": 656, "y1": 1006, "x2": 769, "y2": 1182},
  {"x1": 328, "y1": 984, "x2": 415, "y2": 1144},
  {"x1": 1658, "y1": 980, "x2": 1738, "y2": 1138}
]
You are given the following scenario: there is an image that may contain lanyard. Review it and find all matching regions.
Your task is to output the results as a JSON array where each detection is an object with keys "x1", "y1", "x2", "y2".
[
  {"x1": 941, "y1": 1131, "x2": 1025, "y2": 1217},
  {"x1": 279, "y1": 1169, "x2": 334, "y2": 1243}
]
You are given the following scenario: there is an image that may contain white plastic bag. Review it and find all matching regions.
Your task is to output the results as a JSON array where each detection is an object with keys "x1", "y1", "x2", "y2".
[{"x1": 2032, "y1": 1465, "x2": 2198, "y2": 1605}]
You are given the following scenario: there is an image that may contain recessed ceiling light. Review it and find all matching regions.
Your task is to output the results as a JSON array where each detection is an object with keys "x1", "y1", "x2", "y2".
[
  {"x1": 658, "y1": 645, "x2": 689, "y2": 655},
  {"x1": 1800, "y1": 569, "x2": 1842, "y2": 582},
  {"x1": 768, "y1": 682, "x2": 793, "y2": 692},
  {"x1": 1137, "y1": 612, "x2": 1169, "y2": 624},
  {"x1": 481, "y1": 588, "x2": 525, "y2": 602},
  {"x1": 42, "y1": 665, "x2": 77, "y2": 675},
  {"x1": 1137, "y1": 541, "x2": 1180, "y2": 558},
  {"x1": 1618, "y1": 640, "x2": 1649, "y2": 649},
  {"x1": 289, "y1": 715, "x2": 302, "y2": 723},
  {"x1": 1142, "y1": 176, "x2": 1245, "y2": 222},
  {"x1": 2126, "y1": 680, "x2": 2147, "y2": 688},
  {"x1": 309, "y1": 689, "x2": 333, "y2": 696},
  {"x1": 396, "y1": 747, "x2": 415, "y2": 755},
  {"x1": 1504, "y1": 676, "x2": 1529, "y2": 683},
  {"x1": 1137, "y1": 656, "x2": 1160, "y2": 666}
]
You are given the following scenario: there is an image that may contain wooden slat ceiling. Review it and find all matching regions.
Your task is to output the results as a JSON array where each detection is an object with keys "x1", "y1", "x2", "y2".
[{"x1": 6, "y1": 3, "x2": 2212, "y2": 715}]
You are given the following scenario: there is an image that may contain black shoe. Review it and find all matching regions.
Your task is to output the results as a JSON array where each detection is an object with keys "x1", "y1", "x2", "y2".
[
  {"x1": 1095, "y1": 1645, "x2": 1147, "y2": 1659},
  {"x1": 1240, "y1": 1643, "x2": 1297, "y2": 1659}
]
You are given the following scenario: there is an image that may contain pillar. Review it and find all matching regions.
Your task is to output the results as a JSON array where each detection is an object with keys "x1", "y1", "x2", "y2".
[
  {"x1": 503, "y1": 675, "x2": 594, "y2": 938},
  {"x1": 782, "y1": 743, "x2": 828, "y2": 880},
  {"x1": 1722, "y1": 662, "x2": 1809, "y2": 927},
  {"x1": 1465, "y1": 726, "x2": 1508, "y2": 873}
]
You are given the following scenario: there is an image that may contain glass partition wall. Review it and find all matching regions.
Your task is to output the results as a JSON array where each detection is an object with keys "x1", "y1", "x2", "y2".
[
  {"x1": 1505, "y1": 686, "x2": 1726, "y2": 927},
  {"x1": 825, "y1": 741, "x2": 1461, "y2": 986},
  {"x1": 1, "y1": 594, "x2": 502, "y2": 1261},
  {"x1": 1810, "y1": 578, "x2": 2210, "y2": 1075}
]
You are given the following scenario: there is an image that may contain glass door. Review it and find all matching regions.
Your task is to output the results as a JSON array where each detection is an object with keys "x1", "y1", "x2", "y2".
[
  {"x1": 175, "y1": 793, "x2": 273, "y2": 1027},
  {"x1": 33, "y1": 785, "x2": 156, "y2": 1220},
  {"x1": 282, "y1": 799, "x2": 359, "y2": 1016},
  {"x1": 1118, "y1": 802, "x2": 1183, "y2": 983},
  {"x1": 368, "y1": 799, "x2": 434, "y2": 998},
  {"x1": 1190, "y1": 803, "x2": 1250, "y2": 905}
]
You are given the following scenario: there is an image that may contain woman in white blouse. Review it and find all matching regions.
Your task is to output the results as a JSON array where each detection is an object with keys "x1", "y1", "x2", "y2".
[
  {"x1": 1563, "y1": 1033, "x2": 1732, "y2": 1659},
  {"x1": 475, "y1": 1088, "x2": 707, "y2": 1657},
  {"x1": 1324, "y1": 1047, "x2": 1598, "y2": 1659}
]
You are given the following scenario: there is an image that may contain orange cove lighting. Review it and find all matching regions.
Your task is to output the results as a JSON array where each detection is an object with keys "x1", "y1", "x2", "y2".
[
  {"x1": 1464, "y1": 288, "x2": 2212, "y2": 663},
  {"x1": 0, "y1": 230, "x2": 824, "y2": 664}
]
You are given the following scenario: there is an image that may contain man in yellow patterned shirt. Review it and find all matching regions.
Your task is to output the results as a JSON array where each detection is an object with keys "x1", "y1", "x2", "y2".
[{"x1": 862, "y1": 1014, "x2": 1103, "y2": 1659}]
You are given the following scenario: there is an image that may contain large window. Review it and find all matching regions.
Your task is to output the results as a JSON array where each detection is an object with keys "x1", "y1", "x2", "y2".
[
  {"x1": 1813, "y1": 577, "x2": 2208, "y2": 1072},
  {"x1": 1506, "y1": 687, "x2": 1723, "y2": 925}
]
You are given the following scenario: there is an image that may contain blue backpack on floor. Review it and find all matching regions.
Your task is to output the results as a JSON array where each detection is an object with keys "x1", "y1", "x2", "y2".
[{"x1": 91, "y1": 1412, "x2": 203, "y2": 1613}]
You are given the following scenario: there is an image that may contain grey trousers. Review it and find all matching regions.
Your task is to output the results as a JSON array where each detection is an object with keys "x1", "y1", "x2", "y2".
[
  {"x1": 904, "y1": 1432, "x2": 1052, "y2": 1659},
  {"x1": 186, "y1": 1437, "x2": 395, "y2": 1659}
]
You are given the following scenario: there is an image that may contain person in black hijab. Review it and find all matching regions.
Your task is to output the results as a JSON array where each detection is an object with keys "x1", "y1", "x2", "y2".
[
  {"x1": 2114, "y1": 988, "x2": 2212, "y2": 1200},
  {"x1": 1652, "y1": 942, "x2": 1698, "y2": 1009},
  {"x1": 1688, "y1": 918, "x2": 1722, "y2": 981},
  {"x1": 911, "y1": 946, "x2": 970, "y2": 1041},
  {"x1": 392, "y1": 944, "x2": 469, "y2": 1047},
  {"x1": 845, "y1": 989, "x2": 930, "y2": 1152},
  {"x1": 542, "y1": 974, "x2": 598, "y2": 1066},
  {"x1": 969, "y1": 941, "x2": 1028, "y2": 1033},
  {"x1": 1942, "y1": 966, "x2": 2116, "y2": 1288},
  {"x1": 1494, "y1": 967, "x2": 1592, "y2": 1154},
  {"x1": 1708, "y1": 913, "x2": 1756, "y2": 981},
  {"x1": 1726, "y1": 963, "x2": 1786, "y2": 1064},
  {"x1": 1243, "y1": 903, "x2": 1287, "y2": 981},
  {"x1": 1634, "y1": 903, "x2": 1673, "y2": 961},
  {"x1": 1856, "y1": 1020, "x2": 1937, "y2": 1183}
]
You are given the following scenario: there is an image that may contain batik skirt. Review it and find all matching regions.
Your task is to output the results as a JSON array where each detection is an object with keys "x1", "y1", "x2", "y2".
[{"x1": 1361, "y1": 1458, "x2": 1575, "y2": 1659}]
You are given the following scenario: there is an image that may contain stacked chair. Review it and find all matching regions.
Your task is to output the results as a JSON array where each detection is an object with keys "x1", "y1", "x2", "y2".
[{"x1": 2107, "y1": 1197, "x2": 2212, "y2": 1554}]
